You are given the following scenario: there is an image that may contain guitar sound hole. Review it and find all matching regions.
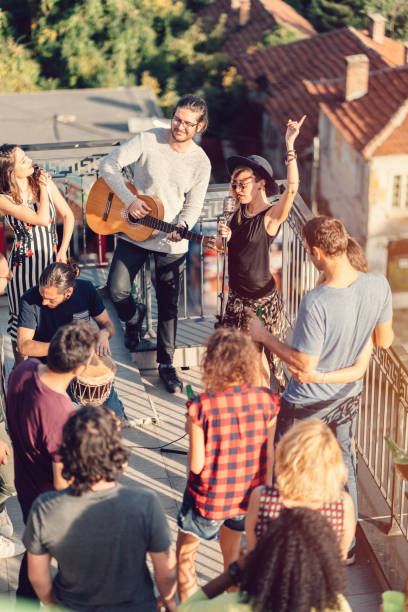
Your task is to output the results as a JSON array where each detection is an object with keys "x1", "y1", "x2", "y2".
[{"x1": 128, "y1": 213, "x2": 140, "y2": 225}]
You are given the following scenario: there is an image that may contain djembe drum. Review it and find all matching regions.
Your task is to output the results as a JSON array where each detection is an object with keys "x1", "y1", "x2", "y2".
[{"x1": 70, "y1": 354, "x2": 116, "y2": 406}]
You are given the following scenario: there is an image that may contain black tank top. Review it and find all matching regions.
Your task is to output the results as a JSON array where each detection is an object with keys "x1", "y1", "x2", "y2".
[{"x1": 228, "y1": 206, "x2": 278, "y2": 299}]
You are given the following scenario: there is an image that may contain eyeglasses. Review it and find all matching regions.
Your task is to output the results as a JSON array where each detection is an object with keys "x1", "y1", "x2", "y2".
[
  {"x1": 231, "y1": 178, "x2": 254, "y2": 191},
  {"x1": 172, "y1": 115, "x2": 200, "y2": 130}
]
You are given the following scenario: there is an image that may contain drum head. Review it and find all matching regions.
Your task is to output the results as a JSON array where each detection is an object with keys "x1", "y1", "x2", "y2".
[{"x1": 76, "y1": 354, "x2": 116, "y2": 385}]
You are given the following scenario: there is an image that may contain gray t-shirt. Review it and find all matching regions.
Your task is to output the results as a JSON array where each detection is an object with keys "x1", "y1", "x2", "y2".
[
  {"x1": 99, "y1": 128, "x2": 211, "y2": 254},
  {"x1": 283, "y1": 272, "x2": 392, "y2": 405},
  {"x1": 24, "y1": 483, "x2": 171, "y2": 611}
]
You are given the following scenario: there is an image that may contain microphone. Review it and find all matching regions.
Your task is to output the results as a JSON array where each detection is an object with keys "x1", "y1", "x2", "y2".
[{"x1": 222, "y1": 196, "x2": 235, "y2": 252}]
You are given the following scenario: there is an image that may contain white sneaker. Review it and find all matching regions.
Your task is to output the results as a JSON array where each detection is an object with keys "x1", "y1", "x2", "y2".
[
  {"x1": 0, "y1": 535, "x2": 25, "y2": 559},
  {"x1": 0, "y1": 508, "x2": 13, "y2": 538}
]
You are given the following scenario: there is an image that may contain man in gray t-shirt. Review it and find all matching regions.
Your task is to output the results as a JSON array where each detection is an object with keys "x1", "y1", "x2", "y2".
[
  {"x1": 100, "y1": 94, "x2": 211, "y2": 394},
  {"x1": 247, "y1": 217, "x2": 394, "y2": 560},
  {"x1": 23, "y1": 405, "x2": 176, "y2": 611}
]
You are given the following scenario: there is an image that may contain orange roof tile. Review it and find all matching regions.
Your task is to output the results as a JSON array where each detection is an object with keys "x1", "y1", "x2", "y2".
[
  {"x1": 234, "y1": 27, "x2": 395, "y2": 152},
  {"x1": 352, "y1": 27, "x2": 407, "y2": 67},
  {"x1": 199, "y1": 0, "x2": 277, "y2": 59},
  {"x1": 318, "y1": 66, "x2": 408, "y2": 158},
  {"x1": 260, "y1": 0, "x2": 316, "y2": 36}
]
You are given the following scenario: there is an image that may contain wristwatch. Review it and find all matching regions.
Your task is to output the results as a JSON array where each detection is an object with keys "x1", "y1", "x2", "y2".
[{"x1": 228, "y1": 560, "x2": 243, "y2": 585}]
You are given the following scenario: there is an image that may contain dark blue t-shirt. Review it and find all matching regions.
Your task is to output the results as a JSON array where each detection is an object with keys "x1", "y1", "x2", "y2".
[{"x1": 18, "y1": 279, "x2": 105, "y2": 344}]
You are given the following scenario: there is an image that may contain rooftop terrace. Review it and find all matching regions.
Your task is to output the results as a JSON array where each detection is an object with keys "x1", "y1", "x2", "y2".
[{"x1": 0, "y1": 141, "x2": 407, "y2": 608}]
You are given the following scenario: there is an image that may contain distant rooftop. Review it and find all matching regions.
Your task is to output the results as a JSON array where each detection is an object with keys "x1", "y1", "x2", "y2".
[
  {"x1": 318, "y1": 65, "x2": 408, "y2": 158},
  {"x1": 260, "y1": 0, "x2": 316, "y2": 37},
  {"x1": 234, "y1": 27, "x2": 406, "y2": 153},
  {"x1": 0, "y1": 86, "x2": 163, "y2": 145},
  {"x1": 198, "y1": 0, "x2": 315, "y2": 62}
]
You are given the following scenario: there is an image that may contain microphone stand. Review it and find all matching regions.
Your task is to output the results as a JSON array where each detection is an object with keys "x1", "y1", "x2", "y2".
[{"x1": 216, "y1": 197, "x2": 235, "y2": 327}]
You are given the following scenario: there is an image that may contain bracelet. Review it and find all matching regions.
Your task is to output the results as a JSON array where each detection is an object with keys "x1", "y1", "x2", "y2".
[{"x1": 285, "y1": 151, "x2": 297, "y2": 166}]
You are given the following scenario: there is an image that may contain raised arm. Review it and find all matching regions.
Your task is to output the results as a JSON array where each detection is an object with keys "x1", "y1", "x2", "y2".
[
  {"x1": 0, "y1": 169, "x2": 52, "y2": 227},
  {"x1": 264, "y1": 115, "x2": 306, "y2": 237},
  {"x1": 48, "y1": 180, "x2": 74, "y2": 263}
]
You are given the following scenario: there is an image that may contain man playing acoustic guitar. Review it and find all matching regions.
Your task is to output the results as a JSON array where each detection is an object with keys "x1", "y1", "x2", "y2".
[{"x1": 99, "y1": 94, "x2": 211, "y2": 393}]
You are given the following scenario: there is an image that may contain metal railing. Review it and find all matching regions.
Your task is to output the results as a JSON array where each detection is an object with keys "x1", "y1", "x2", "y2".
[{"x1": 13, "y1": 140, "x2": 408, "y2": 541}]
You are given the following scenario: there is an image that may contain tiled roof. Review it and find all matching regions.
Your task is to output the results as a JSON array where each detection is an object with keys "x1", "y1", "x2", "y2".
[
  {"x1": 352, "y1": 28, "x2": 407, "y2": 67},
  {"x1": 260, "y1": 0, "x2": 316, "y2": 36},
  {"x1": 319, "y1": 66, "x2": 408, "y2": 157},
  {"x1": 199, "y1": 0, "x2": 277, "y2": 59},
  {"x1": 234, "y1": 27, "x2": 395, "y2": 152},
  {"x1": 198, "y1": 0, "x2": 315, "y2": 60}
]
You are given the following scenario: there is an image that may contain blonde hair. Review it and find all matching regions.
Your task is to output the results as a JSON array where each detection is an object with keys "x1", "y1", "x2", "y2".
[
  {"x1": 275, "y1": 419, "x2": 347, "y2": 504},
  {"x1": 201, "y1": 327, "x2": 261, "y2": 392}
]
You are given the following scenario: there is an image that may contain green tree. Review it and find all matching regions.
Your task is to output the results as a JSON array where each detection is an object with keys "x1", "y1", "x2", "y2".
[
  {"x1": 363, "y1": 0, "x2": 408, "y2": 40},
  {"x1": 0, "y1": 10, "x2": 41, "y2": 92},
  {"x1": 308, "y1": 0, "x2": 366, "y2": 30}
]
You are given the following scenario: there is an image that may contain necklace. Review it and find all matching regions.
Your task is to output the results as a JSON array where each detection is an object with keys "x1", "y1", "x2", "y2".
[
  {"x1": 241, "y1": 203, "x2": 270, "y2": 218},
  {"x1": 241, "y1": 205, "x2": 258, "y2": 218}
]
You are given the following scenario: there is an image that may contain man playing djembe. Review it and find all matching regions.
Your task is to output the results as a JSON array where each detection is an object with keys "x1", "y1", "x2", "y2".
[{"x1": 17, "y1": 261, "x2": 131, "y2": 424}]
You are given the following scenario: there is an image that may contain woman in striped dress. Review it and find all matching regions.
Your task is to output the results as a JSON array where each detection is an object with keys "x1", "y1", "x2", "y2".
[{"x1": 0, "y1": 145, "x2": 74, "y2": 366}]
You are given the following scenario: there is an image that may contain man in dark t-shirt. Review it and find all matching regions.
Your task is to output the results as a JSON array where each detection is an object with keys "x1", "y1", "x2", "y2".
[
  {"x1": 17, "y1": 264, "x2": 128, "y2": 422},
  {"x1": 7, "y1": 321, "x2": 98, "y2": 600},
  {"x1": 23, "y1": 405, "x2": 177, "y2": 611}
]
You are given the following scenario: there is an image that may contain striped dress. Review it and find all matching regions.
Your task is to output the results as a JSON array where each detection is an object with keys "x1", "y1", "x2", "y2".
[{"x1": 5, "y1": 192, "x2": 58, "y2": 341}]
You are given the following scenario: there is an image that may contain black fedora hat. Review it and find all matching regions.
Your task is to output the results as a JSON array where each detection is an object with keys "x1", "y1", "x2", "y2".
[{"x1": 227, "y1": 154, "x2": 279, "y2": 196}]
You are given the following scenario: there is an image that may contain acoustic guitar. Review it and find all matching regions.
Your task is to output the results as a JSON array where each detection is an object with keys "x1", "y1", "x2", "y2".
[{"x1": 85, "y1": 177, "x2": 215, "y2": 247}]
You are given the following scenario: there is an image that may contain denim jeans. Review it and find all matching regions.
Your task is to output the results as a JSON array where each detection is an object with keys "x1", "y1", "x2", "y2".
[
  {"x1": 277, "y1": 394, "x2": 361, "y2": 526},
  {"x1": 108, "y1": 239, "x2": 186, "y2": 365},
  {"x1": 177, "y1": 489, "x2": 246, "y2": 541}
]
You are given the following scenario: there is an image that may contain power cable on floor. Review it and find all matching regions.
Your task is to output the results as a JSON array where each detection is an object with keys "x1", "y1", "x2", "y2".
[{"x1": 131, "y1": 432, "x2": 187, "y2": 451}]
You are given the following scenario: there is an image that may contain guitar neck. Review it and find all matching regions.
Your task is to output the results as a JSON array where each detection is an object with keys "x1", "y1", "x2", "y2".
[{"x1": 134, "y1": 215, "x2": 204, "y2": 243}]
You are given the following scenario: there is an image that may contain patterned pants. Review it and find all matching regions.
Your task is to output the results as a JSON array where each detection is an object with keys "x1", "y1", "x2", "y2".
[{"x1": 223, "y1": 286, "x2": 289, "y2": 391}]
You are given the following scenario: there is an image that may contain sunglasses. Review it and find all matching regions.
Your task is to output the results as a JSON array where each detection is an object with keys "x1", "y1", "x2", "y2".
[{"x1": 231, "y1": 178, "x2": 254, "y2": 191}]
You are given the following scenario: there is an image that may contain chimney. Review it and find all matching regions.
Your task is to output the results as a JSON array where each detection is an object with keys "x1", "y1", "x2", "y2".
[
  {"x1": 231, "y1": 0, "x2": 240, "y2": 9},
  {"x1": 344, "y1": 54, "x2": 369, "y2": 102},
  {"x1": 239, "y1": 0, "x2": 251, "y2": 27},
  {"x1": 368, "y1": 13, "x2": 386, "y2": 44}
]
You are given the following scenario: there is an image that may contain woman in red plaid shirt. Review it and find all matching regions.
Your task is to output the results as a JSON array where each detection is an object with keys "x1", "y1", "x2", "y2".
[{"x1": 176, "y1": 327, "x2": 280, "y2": 602}]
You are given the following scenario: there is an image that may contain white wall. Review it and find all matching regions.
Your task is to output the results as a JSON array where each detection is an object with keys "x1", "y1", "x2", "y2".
[{"x1": 318, "y1": 111, "x2": 369, "y2": 244}]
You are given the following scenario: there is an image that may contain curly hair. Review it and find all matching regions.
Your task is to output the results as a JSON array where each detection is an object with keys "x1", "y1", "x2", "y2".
[
  {"x1": 40, "y1": 261, "x2": 80, "y2": 294},
  {"x1": 240, "y1": 507, "x2": 345, "y2": 612},
  {"x1": 61, "y1": 404, "x2": 129, "y2": 496},
  {"x1": 47, "y1": 321, "x2": 98, "y2": 373},
  {"x1": 303, "y1": 216, "x2": 349, "y2": 257},
  {"x1": 0, "y1": 144, "x2": 40, "y2": 205},
  {"x1": 275, "y1": 419, "x2": 347, "y2": 504},
  {"x1": 201, "y1": 327, "x2": 261, "y2": 392}
]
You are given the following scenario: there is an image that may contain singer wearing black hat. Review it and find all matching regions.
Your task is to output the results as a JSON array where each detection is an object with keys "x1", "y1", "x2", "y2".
[{"x1": 218, "y1": 116, "x2": 306, "y2": 391}]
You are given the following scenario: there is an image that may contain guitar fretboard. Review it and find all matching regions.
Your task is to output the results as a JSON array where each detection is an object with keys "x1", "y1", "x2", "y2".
[{"x1": 129, "y1": 214, "x2": 204, "y2": 243}]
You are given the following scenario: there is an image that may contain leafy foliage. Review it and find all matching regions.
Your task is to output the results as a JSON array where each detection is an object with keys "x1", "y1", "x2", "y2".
[
  {"x1": 308, "y1": 0, "x2": 366, "y2": 31},
  {"x1": 0, "y1": 10, "x2": 42, "y2": 92}
]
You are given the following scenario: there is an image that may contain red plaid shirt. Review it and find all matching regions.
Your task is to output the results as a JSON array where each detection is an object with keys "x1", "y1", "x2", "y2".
[{"x1": 187, "y1": 383, "x2": 280, "y2": 520}]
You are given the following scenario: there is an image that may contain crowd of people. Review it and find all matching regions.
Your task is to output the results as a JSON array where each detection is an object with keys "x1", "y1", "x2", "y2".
[{"x1": 0, "y1": 92, "x2": 397, "y2": 611}]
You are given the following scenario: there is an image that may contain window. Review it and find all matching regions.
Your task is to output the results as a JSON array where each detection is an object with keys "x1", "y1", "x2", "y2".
[
  {"x1": 391, "y1": 175, "x2": 408, "y2": 211},
  {"x1": 392, "y1": 175, "x2": 402, "y2": 208}
]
